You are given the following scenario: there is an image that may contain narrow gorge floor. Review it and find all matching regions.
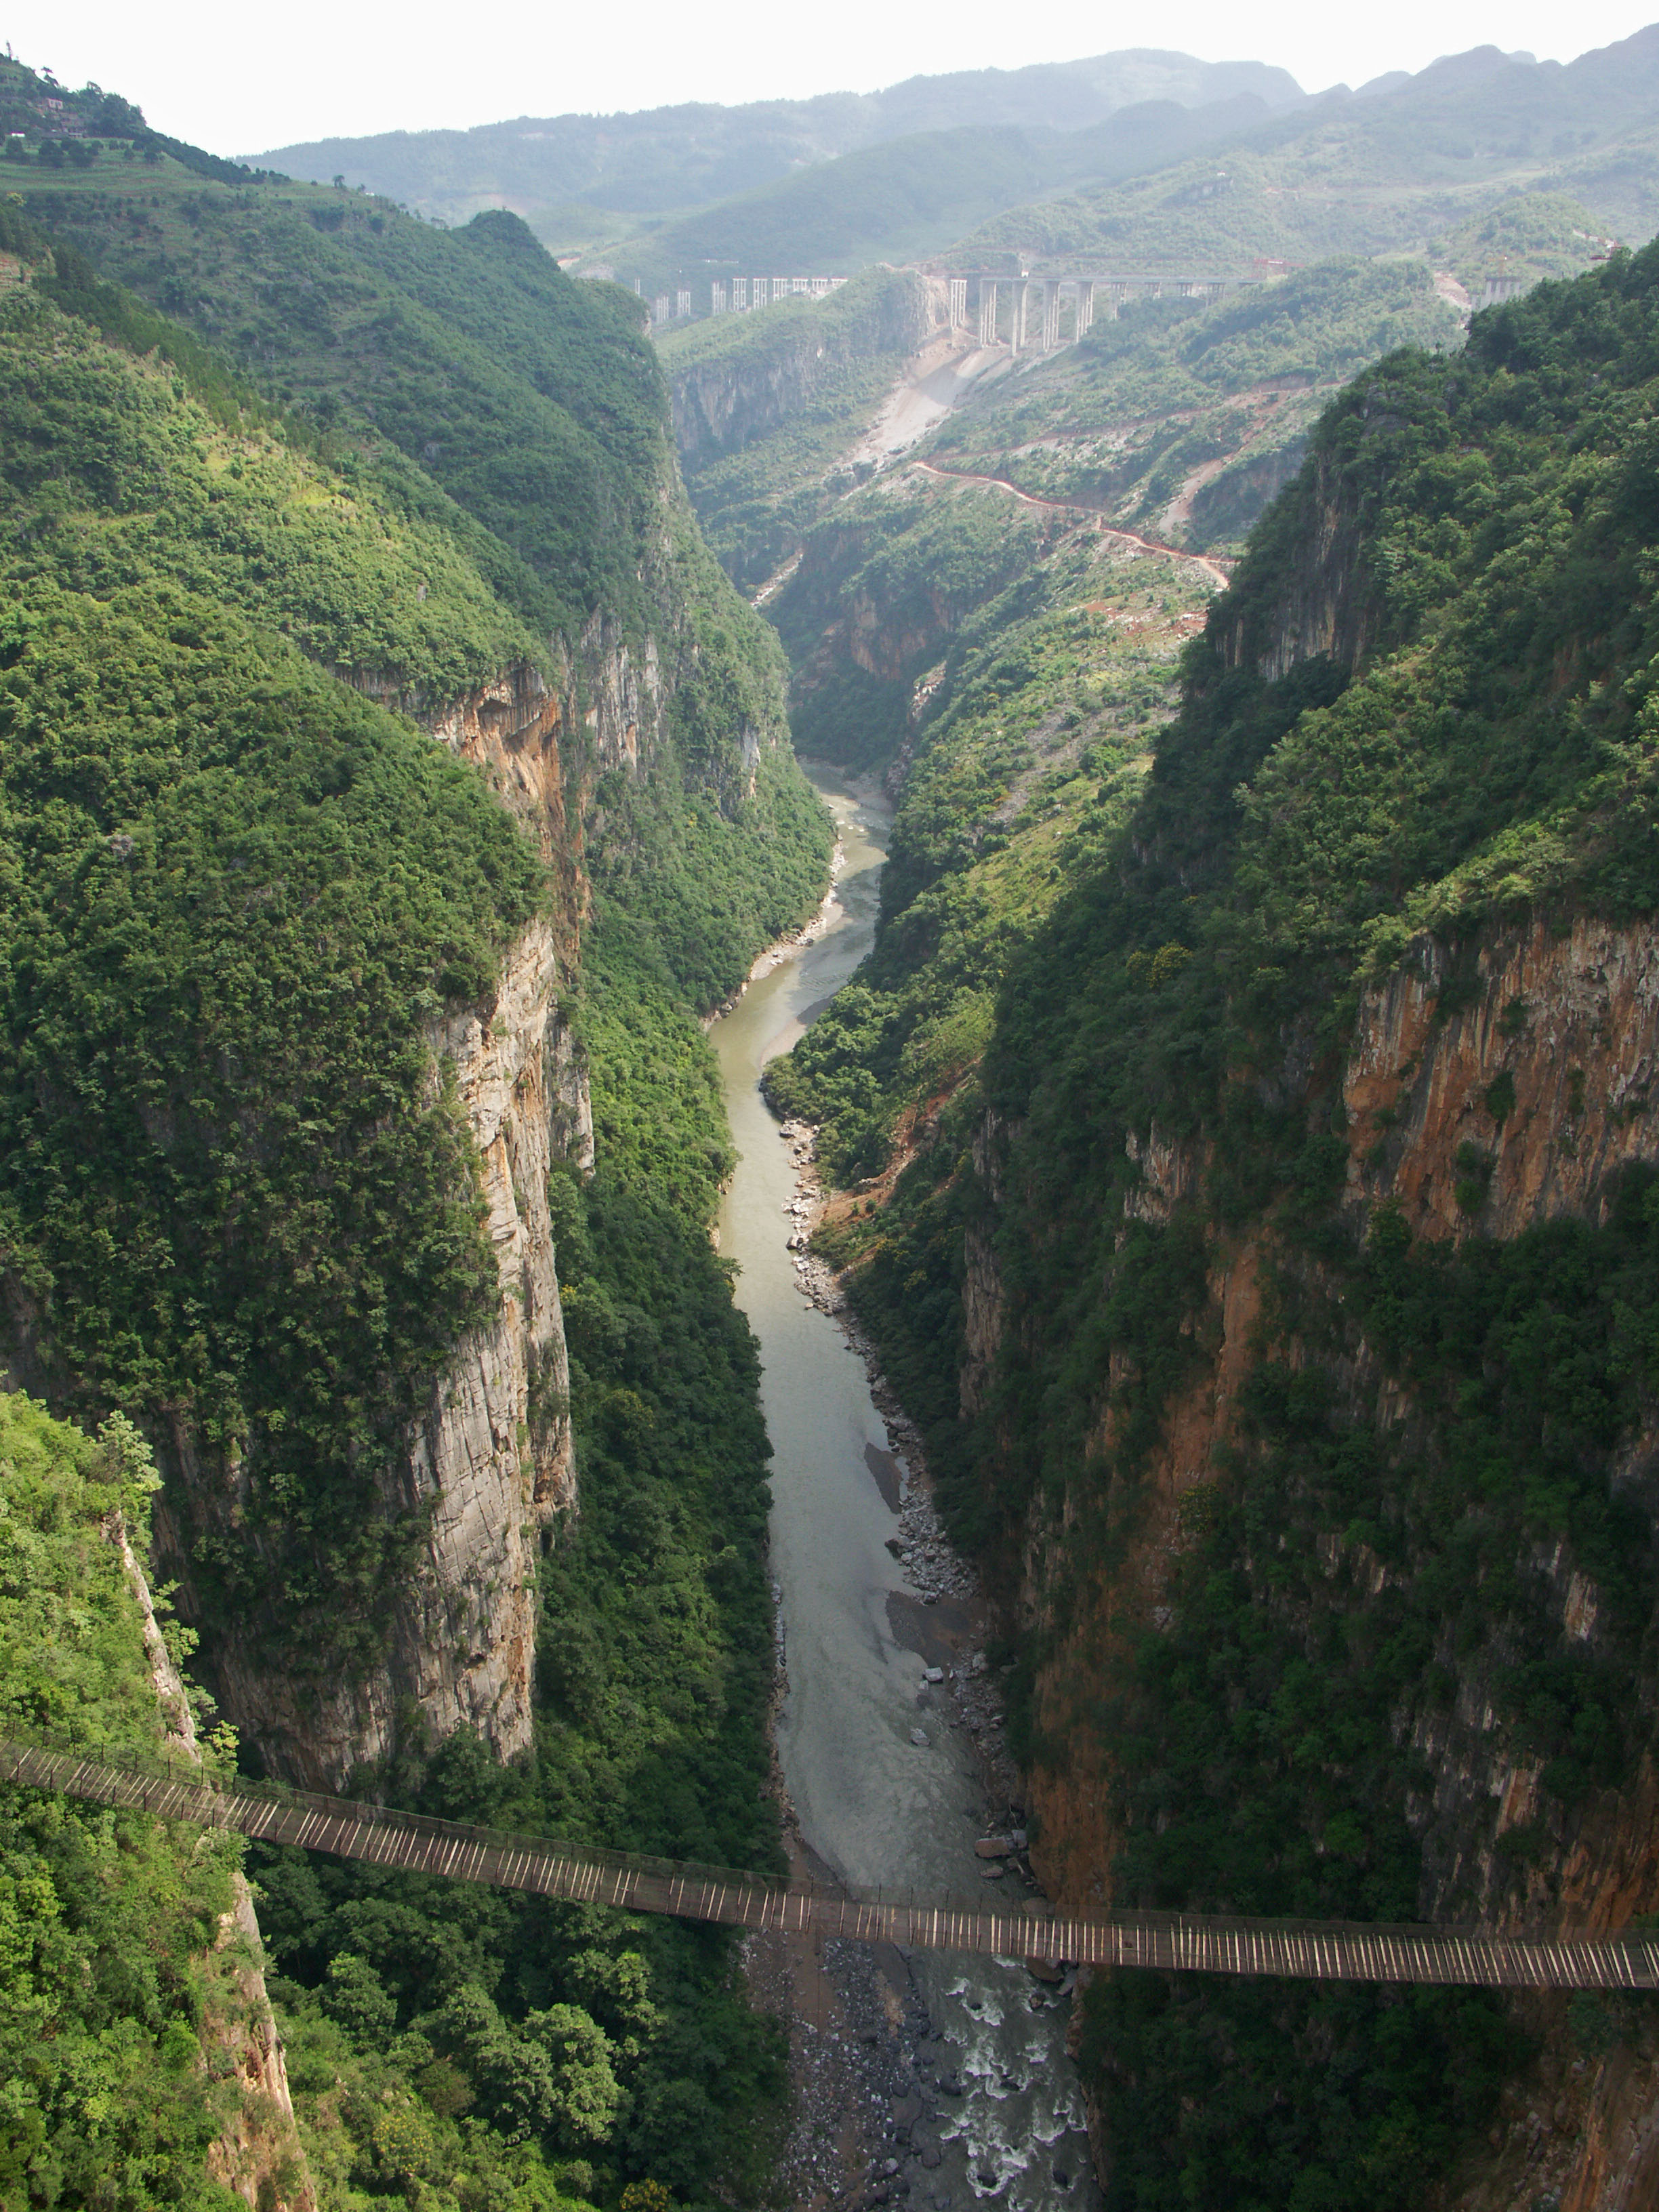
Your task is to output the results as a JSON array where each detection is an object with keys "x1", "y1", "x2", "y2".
[{"x1": 713, "y1": 766, "x2": 1098, "y2": 2212}]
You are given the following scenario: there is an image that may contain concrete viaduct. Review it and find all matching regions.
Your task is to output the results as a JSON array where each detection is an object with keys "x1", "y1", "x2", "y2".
[
  {"x1": 657, "y1": 270, "x2": 1258, "y2": 347},
  {"x1": 947, "y1": 271, "x2": 1256, "y2": 352}
]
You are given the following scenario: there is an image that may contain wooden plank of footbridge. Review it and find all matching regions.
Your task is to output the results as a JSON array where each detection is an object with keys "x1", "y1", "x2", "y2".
[{"x1": 8, "y1": 1739, "x2": 1659, "y2": 1991}]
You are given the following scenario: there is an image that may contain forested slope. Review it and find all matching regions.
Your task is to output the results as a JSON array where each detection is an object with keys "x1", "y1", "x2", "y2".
[
  {"x1": 752, "y1": 258, "x2": 1467, "y2": 802},
  {"x1": 655, "y1": 268, "x2": 933, "y2": 588},
  {"x1": 0, "y1": 1393, "x2": 313, "y2": 2208},
  {"x1": 959, "y1": 31, "x2": 1659, "y2": 269},
  {"x1": 779, "y1": 241, "x2": 1659, "y2": 2207},
  {"x1": 0, "y1": 81, "x2": 829, "y2": 2209},
  {"x1": 255, "y1": 50, "x2": 1305, "y2": 233}
]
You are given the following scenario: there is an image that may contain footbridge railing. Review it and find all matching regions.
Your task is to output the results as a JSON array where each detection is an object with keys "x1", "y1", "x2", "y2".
[{"x1": 5, "y1": 1736, "x2": 1654, "y2": 1991}]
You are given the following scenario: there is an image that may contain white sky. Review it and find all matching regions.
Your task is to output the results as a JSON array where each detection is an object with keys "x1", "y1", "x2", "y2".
[{"x1": 22, "y1": 0, "x2": 1659, "y2": 157}]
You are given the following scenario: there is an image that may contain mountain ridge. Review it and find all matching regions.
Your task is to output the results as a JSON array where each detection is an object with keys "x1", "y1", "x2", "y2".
[{"x1": 249, "y1": 49, "x2": 1307, "y2": 228}]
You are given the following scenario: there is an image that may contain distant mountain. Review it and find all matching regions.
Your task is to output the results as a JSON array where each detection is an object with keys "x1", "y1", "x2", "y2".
[
  {"x1": 251, "y1": 49, "x2": 1306, "y2": 226},
  {"x1": 954, "y1": 29, "x2": 1659, "y2": 270},
  {"x1": 595, "y1": 95, "x2": 1279, "y2": 295}
]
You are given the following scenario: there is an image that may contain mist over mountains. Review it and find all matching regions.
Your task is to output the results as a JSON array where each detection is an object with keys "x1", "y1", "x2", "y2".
[
  {"x1": 251, "y1": 29, "x2": 1659, "y2": 298},
  {"x1": 253, "y1": 49, "x2": 1305, "y2": 226}
]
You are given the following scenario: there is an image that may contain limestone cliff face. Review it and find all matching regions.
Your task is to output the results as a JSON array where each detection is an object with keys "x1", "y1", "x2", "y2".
[
  {"x1": 975, "y1": 912, "x2": 1659, "y2": 2204},
  {"x1": 783, "y1": 491, "x2": 1069, "y2": 743},
  {"x1": 136, "y1": 452, "x2": 775, "y2": 1786},
  {"x1": 159, "y1": 633, "x2": 642, "y2": 1788},
  {"x1": 960, "y1": 1111, "x2": 1007, "y2": 1418},
  {"x1": 668, "y1": 272, "x2": 933, "y2": 466},
  {"x1": 202, "y1": 911, "x2": 581, "y2": 1787},
  {"x1": 1215, "y1": 442, "x2": 1379, "y2": 682},
  {"x1": 1343, "y1": 916, "x2": 1659, "y2": 1243},
  {"x1": 1004, "y1": 920, "x2": 1659, "y2": 1832},
  {"x1": 112, "y1": 1519, "x2": 312, "y2": 2212}
]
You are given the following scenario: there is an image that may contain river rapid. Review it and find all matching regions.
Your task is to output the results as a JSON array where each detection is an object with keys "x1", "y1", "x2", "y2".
[{"x1": 712, "y1": 764, "x2": 1099, "y2": 2212}]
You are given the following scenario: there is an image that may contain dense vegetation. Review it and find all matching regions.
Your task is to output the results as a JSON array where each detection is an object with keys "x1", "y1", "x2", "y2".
[
  {"x1": 248, "y1": 715, "x2": 806, "y2": 2212},
  {"x1": 773, "y1": 243, "x2": 1659, "y2": 2204},
  {"x1": 28, "y1": 173, "x2": 668, "y2": 642},
  {"x1": 1076, "y1": 1185, "x2": 1659, "y2": 2209},
  {"x1": 772, "y1": 468, "x2": 1070, "y2": 767},
  {"x1": 766, "y1": 529, "x2": 1206, "y2": 1179},
  {"x1": 0, "y1": 284, "x2": 548, "y2": 1677},
  {"x1": 925, "y1": 258, "x2": 1466, "y2": 553},
  {"x1": 737, "y1": 261, "x2": 1467, "y2": 897},
  {"x1": 0, "y1": 1393, "x2": 274, "y2": 2209},
  {"x1": 0, "y1": 84, "x2": 830, "y2": 2209},
  {"x1": 657, "y1": 270, "x2": 927, "y2": 587}
]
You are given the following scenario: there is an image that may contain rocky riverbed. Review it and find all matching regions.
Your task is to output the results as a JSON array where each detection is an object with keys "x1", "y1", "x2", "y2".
[{"x1": 715, "y1": 766, "x2": 1097, "y2": 2212}]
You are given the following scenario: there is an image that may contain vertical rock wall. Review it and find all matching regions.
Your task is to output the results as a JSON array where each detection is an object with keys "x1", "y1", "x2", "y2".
[
  {"x1": 169, "y1": 636, "x2": 647, "y2": 1788},
  {"x1": 965, "y1": 912, "x2": 1659, "y2": 2205},
  {"x1": 110, "y1": 1515, "x2": 314, "y2": 2212}
]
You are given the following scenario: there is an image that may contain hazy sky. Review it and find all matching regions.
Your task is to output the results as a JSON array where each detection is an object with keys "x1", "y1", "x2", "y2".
[{"x1": 24, "y1": 0, "x2": 1659, "y2": 155}]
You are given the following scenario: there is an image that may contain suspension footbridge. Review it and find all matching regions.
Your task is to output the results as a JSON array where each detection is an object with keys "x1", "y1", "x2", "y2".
[{"x1": 7, "y1": 1738, "x2": 1652, "y2": 1991}]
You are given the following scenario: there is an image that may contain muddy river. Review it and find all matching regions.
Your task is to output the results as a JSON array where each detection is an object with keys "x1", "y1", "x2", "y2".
[{"x1": 712, "y1": 763, "x2": 1099, "y2": 2212}]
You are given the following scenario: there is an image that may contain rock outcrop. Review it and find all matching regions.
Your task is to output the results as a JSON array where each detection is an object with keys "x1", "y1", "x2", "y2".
[
  {"x1": 112, "y1": 1515, "x2": 313, "y2": 2212},
  {"x1": 199, "y1": 908, "x2": 582, "y2": 1787},
  {"x1": 668, "y1": 272, "x2": 933, "y2": 467},
  {"x1": 156, "y1": 628, "x2": 652, "y2": 1788},
  {"x1": 968, "y1": 903, "x2": 1659, "y2": 2200},
  {"x1": 1343, "y1": 916, "x2": 1659, "y2": 1242},
  {"x1": 1215, "y1": 441, "x2": 1380, "y2": 681}
]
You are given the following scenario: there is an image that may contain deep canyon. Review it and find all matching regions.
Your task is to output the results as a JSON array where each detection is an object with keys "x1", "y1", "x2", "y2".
[{"x1": 10, "y1": 30, "x2": 1659, "y2": 2212}]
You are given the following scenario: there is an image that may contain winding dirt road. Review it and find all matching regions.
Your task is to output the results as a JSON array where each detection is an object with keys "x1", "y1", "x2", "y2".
[{"x1": 910, "y1": 458, "x2": 1233, "y2": 590}]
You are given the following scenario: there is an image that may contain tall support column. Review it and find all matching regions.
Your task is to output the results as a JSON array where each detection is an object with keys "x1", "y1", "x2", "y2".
[
  {"x1": 1010, "y1": 281, "x2": 1024, "y2": 354},
  {"x1": 948, "y1": 276, "x2": 966, "y2": 327},
  {"x1": 1043, "y1": 280, "x2": 1060, "y2": 349},
  {"x1": 732, "y1": 276, "x2": 748, "y2": 310},
  {"x1": 1078, "y1": 280, "x2": 1094, "y2": 337},
  {"x1": 978, "y1": 279, "x2": 998, "y2": 346},
  {"x1": 676, "y1": 288, "x2": 691, "y2": 319},
  {"x1": 710, "y1": 281, "x2": 727, "y2": 314}
]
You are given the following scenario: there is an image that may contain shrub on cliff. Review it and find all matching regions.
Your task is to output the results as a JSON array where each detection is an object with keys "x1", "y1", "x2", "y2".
[
  {"x1": 0, "y1": 1391, "x2": 247, "y2": 2204},
  {"x1": 776, "y1": 235, "x2": 1659, "y2": 2208}
]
